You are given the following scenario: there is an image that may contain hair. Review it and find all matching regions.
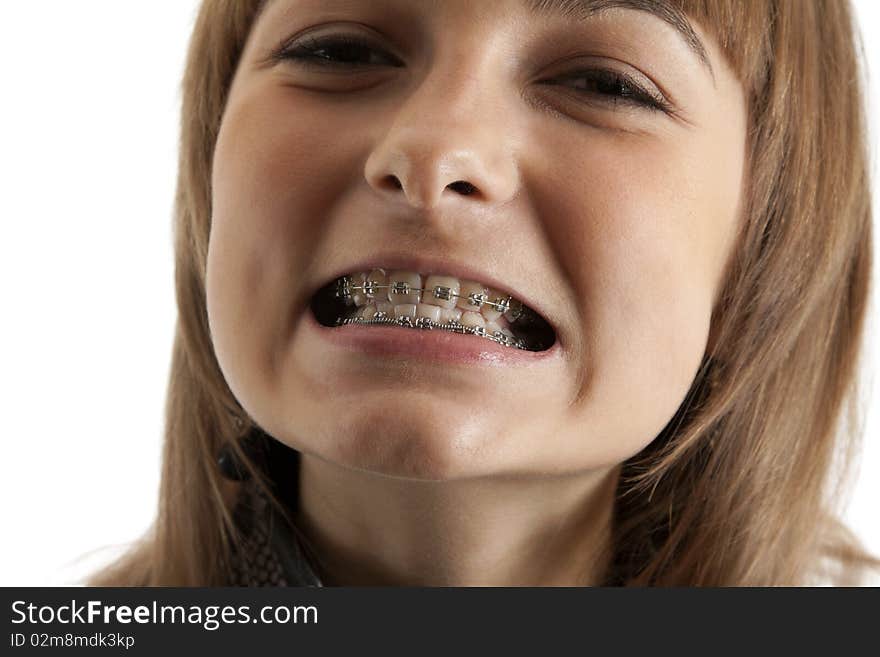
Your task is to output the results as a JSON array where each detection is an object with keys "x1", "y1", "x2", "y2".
[{"x1": 89, "y1": 0, "x2": 879, "y2": 586}]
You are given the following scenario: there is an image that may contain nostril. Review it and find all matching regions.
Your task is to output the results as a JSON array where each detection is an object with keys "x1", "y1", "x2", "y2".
[
  {"x1": 378, "y1": 175, "x2": 477, "y2": 197},
  {"x1": 385, "y1": 175, "x2": 403, "y2": 190},
  {"x1": 448, "y1": 181, "x2": 477, "y2": 195}
]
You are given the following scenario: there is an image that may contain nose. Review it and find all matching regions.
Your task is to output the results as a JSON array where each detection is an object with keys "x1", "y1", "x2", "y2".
[{"x1": 364, "y1": 69, "x2": 520, "y2": 211}]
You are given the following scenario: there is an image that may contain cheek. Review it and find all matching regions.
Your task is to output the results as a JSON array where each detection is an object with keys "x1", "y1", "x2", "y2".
[
  {"x1": 211, "y1": 87, "x2": 359, "y2": 256},
  {"x1": 206, "y1": 88, "x2": 356, "y2": 409},
  {"x1": 532, "y1": 128, "x2": 740, "y2": 457},
  {"x1": 578, "y1": 220, "x2": 713, "y2": 463},
  {"x1": 593, "y1": 149, "x2": 726, "y2": 389},
  {"x1": 589, "y1": 223, "x2": 714, "y2": 422}
]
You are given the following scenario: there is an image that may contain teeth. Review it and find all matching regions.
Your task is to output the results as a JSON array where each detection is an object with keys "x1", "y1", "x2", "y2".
[
  {"x1": 393, "y1": 303, "x2": 417, "y2": 319},
  {"x1": 364, "y1": 268, "x2": 387, "y2": 300},
  {"x1": 484, "y1": 320, "x2": 503, "y2": 336},
  {"x1": 341, "y1": 270, "x2": 521, "y2": 316},
  {"x1": 438, "y1": 307, "x2": 462, "y2": 323},
  {"x1": 416, "y1": 303, "x2": 441, "y2": 322},
  {"x1": 329, "y1": 267, "x2": 549, "y2": 351},
  {"x1": 351, "y1": 272, "x2": 368, "y2": 307},
  {"x1": 504, "y1": 298, "x2": 524, "y2": 323},
  {"x1": 388, "y1": 271, "x2": 422, "y2": 305},
  {"x1": 459, "y1": 311, "x2": 486, "y2": 328},
  {"x1": 335, "y1": 301, "x2": 527, "y2": 349},
  {"x1": 422, "y1": 275, "x2": 460, "y2": 310},
  {"x1": 457, "y1": 280, "x2": 488, "y2": 312},
  {"x1": 481, "y1": 287, "x2": 509, "y2": 322}
]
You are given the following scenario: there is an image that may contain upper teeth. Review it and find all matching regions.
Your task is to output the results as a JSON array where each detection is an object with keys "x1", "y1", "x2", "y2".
[{"x1": 335, "y1": 269, "x2": 525, "y2": 323}]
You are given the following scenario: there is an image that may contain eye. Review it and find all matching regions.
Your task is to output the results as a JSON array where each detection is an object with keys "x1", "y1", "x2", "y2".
[
  {"x1": 274, "y1": 34, "x2": 403, "y2": 69},
  {"x1": 545, "y1": 68, "x2": 671, "y2": 112}
]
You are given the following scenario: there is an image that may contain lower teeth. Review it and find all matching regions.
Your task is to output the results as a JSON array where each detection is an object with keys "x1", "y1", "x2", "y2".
[{"x1": 336, "y1": 312, "x2": 528, "y2": 350}]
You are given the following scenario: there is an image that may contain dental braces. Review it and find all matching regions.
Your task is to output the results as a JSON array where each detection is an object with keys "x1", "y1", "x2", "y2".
[
  {"x1": 334, "y1": 275, "x2": 524, "y2": 321},
  {"x1": 335, "y1": 312, "x2": 528, "y2": 350}
]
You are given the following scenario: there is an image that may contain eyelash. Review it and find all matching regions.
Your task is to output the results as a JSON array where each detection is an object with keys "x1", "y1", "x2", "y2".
[{"x1": 274, "y1": 34, "x2": 671, "y2": 113}]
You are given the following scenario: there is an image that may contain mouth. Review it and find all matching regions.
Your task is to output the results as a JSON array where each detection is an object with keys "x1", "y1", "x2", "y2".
[{"x1": 309, "y1": 267, "x2": 557, "y2": 352}]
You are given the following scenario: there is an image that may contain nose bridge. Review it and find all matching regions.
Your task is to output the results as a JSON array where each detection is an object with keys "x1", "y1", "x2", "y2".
[{"x1": 364, "y1": 51, "x2": 520, "y2": 210}]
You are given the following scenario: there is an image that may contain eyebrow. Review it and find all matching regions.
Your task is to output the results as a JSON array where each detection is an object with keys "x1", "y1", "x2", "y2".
[{"x1": 526, "y1": 0, "x2": 715, "y2": 78}]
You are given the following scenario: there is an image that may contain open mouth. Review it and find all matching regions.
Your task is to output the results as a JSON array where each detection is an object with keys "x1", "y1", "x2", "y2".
[{"x1": 310, "y1": 268, "x2": 557, "y2": 352}]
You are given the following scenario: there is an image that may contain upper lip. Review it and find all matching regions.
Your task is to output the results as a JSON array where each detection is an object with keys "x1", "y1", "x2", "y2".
[{"x1": 311, "y1": 251, "x2": 558, "y2": 333}]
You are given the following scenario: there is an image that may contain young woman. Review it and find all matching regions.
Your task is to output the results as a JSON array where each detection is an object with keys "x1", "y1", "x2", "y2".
[{"x1": 92, "y1": 0, "x2": 879, "y2": 586}]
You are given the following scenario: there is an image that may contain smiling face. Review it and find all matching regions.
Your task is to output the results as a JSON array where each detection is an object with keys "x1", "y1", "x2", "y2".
[{"x1": 206, "y1": 0, "x2": 747, "y2": 480}]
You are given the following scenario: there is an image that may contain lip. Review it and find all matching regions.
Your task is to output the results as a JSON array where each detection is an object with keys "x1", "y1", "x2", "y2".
[
  {"x1": 305, "y1": 305, "x2": 561, "y2": 365},
  {"x1": 308, "y1": 251, "x2": 561, "y2": 343}
]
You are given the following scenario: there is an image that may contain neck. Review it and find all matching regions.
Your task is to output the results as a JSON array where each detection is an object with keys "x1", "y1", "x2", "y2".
[{"x1": 294, "y1": 454, "x2": 619, "y2": 586}]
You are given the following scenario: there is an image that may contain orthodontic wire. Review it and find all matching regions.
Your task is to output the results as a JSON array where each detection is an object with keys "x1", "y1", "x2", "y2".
[
  {"x1": 335, "y1": 276, "x2": 524, "y2": 317},
  {"x1": 335, "y1": 314, "x2": 527, "y2": 350},
  {"x1": 334, "y1": 275, "x2": 528, "y2": 349}
]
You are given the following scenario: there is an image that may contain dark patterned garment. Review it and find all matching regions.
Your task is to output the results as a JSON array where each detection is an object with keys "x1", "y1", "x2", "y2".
[
  {"x1": 228, "y1": 472, "x2": 324, "y2": 587},
  {"x1": 221, "y1": 427, "x2": 325, "y2": 587}
]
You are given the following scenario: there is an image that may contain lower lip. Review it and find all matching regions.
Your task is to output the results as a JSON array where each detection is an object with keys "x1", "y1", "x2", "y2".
[{"x1": 306, "y1": 309, "x2": 559, "y2": 366}]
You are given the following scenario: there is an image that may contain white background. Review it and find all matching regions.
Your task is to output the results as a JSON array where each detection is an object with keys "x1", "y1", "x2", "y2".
[{"x1": 1, "y1": 2, "x2": 877, "y2": 585}]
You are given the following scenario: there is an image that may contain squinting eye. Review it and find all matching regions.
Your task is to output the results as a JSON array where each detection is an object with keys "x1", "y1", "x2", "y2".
[
  {"x1": 273, "y1": 34, "x2": 672, "y2": 115},
  {"x1": 545, "y1": 69, "x2": 671, "y2": 112},
  {"x1": 275, "y1": 34, "x2": 403, "y2": 69}
]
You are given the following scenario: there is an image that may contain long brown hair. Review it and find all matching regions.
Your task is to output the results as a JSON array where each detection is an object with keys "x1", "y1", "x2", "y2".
[{"x1": 90, "y1": 0, "x2": 879, "y2": 586}]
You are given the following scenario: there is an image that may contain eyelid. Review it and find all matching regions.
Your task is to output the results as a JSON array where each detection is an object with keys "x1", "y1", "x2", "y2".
[
  {"x1": 270, "y1": 28, "x2": 403, "y2": 69},
  {"x1": 269, "y1": 28, "x2": 681, "y2": 118},
  {"x1": 547, "y1": 56, "x2": 658, "y2": 92},
  {"x1": 548, "y1": 67, "x2": 671, "y2": 112}
]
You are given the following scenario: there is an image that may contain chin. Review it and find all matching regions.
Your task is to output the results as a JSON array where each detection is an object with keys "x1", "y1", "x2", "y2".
[{"x1": 312, "y1": 404, "x2": 500, "y2": 482}]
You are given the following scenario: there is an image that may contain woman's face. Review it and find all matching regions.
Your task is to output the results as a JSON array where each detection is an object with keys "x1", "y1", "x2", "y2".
[{"x1": 207, "y1": 0, "x2": 746, "y2": 479}]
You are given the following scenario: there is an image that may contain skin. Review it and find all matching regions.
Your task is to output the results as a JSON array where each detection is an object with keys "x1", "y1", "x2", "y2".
[{"x1": 207, "y1": 0, "x2": 747, "y2": 585}]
